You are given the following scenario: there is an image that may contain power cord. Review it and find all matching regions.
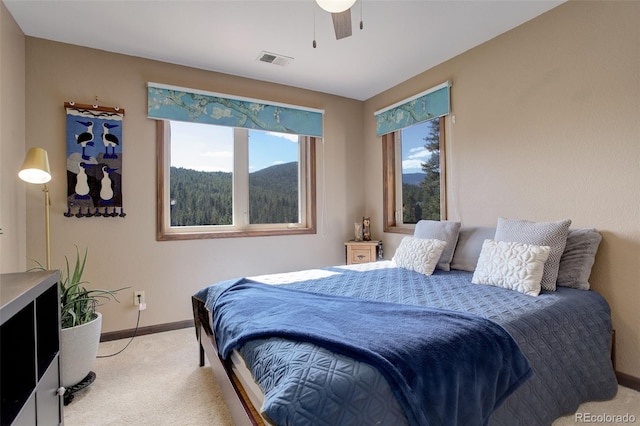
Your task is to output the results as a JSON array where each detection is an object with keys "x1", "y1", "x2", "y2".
[
  {"x1": 96, "y1": 300, "x2": 142, "y2": 358},
  {"x1": 64, "y1": 299, "x2": 144, "y2": 404}
]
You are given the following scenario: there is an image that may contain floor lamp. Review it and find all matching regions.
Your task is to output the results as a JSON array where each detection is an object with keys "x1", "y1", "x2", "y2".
[{"x1": 19, "y1": 147, "x2": 52, "y2": 269}]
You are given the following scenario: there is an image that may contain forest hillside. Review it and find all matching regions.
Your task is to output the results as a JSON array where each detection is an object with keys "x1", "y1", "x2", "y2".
[{"x1": 169, "y1": 162, "x2": 298, "y2": 226}]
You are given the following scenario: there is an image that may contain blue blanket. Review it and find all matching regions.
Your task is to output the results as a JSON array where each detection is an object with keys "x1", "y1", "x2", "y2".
[{"x1": 213, "y1": 279, "x2": 532, "y2": 426}]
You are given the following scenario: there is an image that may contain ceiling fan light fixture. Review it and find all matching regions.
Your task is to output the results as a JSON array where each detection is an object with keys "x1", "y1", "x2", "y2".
[{"x1": 316, "y1": 0, "x2": 356, "y2": 14}]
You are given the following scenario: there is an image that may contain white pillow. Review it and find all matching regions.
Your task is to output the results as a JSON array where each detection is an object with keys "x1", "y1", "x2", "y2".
[
  {"x1": 392, "y1": 236, "x2": 447, "y2": 276},
  {"x1": 472, "y1": 239, "x2": 551, "y2": 296}
]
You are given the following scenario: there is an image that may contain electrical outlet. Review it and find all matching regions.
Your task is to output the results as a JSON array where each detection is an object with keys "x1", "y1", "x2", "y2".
[{"x1": 133, "y1": 291, "x2": 145, "y2": 306}]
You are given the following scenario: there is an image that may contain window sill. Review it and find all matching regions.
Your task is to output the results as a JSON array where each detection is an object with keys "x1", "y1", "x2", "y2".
[
  {"x1": 157, "y1": 226, "x2": 316, "y2": 241},
  {"x1": 383, "y1": 225, "x2": 414, "y2": 235}
]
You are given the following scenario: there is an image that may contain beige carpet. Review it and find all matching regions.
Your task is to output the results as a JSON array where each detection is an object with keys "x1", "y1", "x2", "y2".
[
  {"x1": 64, "y1": 327, "x2": 233, "y2": 425},
  {"x1": 64, "y1": 327, "x2": 639, "y2": 425}
]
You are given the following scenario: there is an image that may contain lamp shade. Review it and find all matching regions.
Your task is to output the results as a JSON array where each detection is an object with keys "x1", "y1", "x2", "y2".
[
  {"x1": 19, "y1": 147, "x2": 52, "y2": 184},
  {"x1": 316, "y1": 0, "x2": 356, "y2": 13}
]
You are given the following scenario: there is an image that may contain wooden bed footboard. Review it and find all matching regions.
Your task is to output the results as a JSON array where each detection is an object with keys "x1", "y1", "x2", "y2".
[{"x1": 191, "y1": 296, "x2": 264, "y2": 425}]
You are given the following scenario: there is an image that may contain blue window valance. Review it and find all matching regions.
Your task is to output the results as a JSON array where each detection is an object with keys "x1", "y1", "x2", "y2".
[
  {"x1": 147, "y1": 83, "x2": 324, "y2": 137},
  {"x1": 374, "y1": 81, "x2": 451, "y2": 136}
]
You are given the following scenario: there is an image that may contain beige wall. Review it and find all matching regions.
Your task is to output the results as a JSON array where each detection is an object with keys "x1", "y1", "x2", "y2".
[
  {"x1": 8, "y1": 0, "x2": 639, "y2": 380},
  {"x1": 23, "y1": 39, "x2": 365, "y2": 334},
  {"x1": 0, "y1": 2, "x2": 26, "y2": 273},
  {"x1": 364, "y1": 1, "x2": 640, "y2": 378}
]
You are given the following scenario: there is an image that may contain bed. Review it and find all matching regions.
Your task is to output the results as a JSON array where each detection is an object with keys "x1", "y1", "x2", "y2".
[{"x1": 192, "y1": 220, "x2": 618, "y2": 425}]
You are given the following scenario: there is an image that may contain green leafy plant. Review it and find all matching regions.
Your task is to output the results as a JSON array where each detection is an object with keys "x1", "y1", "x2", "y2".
[{"x1": 32, "y1": 246, "x2": 129, "y2": 328}]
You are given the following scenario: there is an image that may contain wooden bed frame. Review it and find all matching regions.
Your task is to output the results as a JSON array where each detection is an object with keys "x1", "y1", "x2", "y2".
[{"x1": 192, "y1": 295, "x2": 265, "y2": 425}]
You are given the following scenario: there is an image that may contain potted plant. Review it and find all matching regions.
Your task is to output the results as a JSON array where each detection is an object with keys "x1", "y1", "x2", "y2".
[{"x1": 33, "y1": 246, "x2": 128, "y2": 388}]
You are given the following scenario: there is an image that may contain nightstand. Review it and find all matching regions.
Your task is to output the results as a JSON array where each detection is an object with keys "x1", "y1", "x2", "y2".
[{"x1": 344, "y1": 240, "x2": 383, "y2": 264}]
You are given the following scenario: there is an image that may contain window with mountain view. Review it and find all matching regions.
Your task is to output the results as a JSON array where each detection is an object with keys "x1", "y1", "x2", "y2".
[
  {"x1": 248, "y1": 129, "x2": 300, "y2": 224},
  {"x1": 383, "y1": 117, "x2": 444, "y2": 233},
  {"x1": 156, "y1": 120, "x2": 316, "y2": 240}
]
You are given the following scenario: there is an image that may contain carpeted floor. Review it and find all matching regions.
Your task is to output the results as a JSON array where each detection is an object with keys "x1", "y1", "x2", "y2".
[
  {"x1": 64, "y1": 327, "x2": 639, "y2": 425},
  {"x1": 64, "y1": 327, "x2": 233, "y2": 426}
]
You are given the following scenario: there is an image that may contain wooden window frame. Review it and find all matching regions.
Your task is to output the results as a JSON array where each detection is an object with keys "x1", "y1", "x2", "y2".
[
  {"x1": 382, "y1": 117, "x2": 446, "y2": 234},
  {"x1": 156, "y1": 120, "x2": 317, "y2": 241}
]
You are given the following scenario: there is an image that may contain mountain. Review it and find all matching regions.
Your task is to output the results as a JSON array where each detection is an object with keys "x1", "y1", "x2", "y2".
[
  {"x1": 403, "y1": 172, "x2": 426, "y2": 186},
  {"x1": 249, "y1": 162, "x2": 298, "y2": 224},
  {"x1": 169, "y1": 162, "x2": 298, "y2": 226},
  {"x1": 250, "y1": 162, "x2": 298, "y2": 193}
]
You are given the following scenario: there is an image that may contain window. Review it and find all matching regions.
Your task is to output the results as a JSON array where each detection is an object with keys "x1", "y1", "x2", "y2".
[
  {"x1": 156, "y1": 120, "x2": 316, "y2": 240},
  {"x1": 383, "y1": 117, "x2": 445, "y2": 234}
]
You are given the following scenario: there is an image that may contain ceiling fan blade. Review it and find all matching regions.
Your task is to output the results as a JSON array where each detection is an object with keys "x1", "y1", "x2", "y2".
[{"x1": 331, "y1": 9, "x2": 352, "y2": 40}]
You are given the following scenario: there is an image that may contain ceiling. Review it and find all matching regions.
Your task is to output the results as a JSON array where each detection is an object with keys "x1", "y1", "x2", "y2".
[{"x1": 3, "y1": 0, "x2": 564, "y2": 101}]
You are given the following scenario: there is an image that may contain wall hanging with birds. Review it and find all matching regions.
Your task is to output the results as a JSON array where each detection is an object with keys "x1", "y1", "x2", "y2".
[{"x1": 64, "y1": 102, "x2": 126, "y2": 218}]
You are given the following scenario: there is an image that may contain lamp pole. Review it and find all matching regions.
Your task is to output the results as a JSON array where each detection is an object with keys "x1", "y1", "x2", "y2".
[
  {"x1": 19, "y1": 147, "x2": 52, "y2": 270},
  {"x1": 44, "y1": 183, "x2": 51, "y2": 270}
]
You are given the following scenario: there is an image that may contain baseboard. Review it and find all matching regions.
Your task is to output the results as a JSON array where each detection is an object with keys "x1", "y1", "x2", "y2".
[
  {"x1": 100, "y1": 319, "x2": 194, "y2": 342},
  {"x1": 617, "y1": 371, "x2": 640, "y2": 392}
]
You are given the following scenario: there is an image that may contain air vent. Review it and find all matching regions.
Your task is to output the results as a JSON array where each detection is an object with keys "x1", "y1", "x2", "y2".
[{"x1": 257, "y1": 51, "x2": 293, "y2": 67}]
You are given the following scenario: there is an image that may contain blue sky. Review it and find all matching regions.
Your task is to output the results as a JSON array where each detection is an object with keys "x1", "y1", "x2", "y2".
[
  {"x1": 170, "y1": 121, "x2": 298, "y2": 172},
  {"x1": 401, "y1": 120, "x2": 434, "y2": 174}
]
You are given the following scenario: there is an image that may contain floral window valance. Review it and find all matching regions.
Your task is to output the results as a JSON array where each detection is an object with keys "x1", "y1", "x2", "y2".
[
  {"x1": 147, "y1": 83, "x2": 323, "y2": 137},
  {"x1": 374, "y1": 81, "x2": 451, "y2": 136}
]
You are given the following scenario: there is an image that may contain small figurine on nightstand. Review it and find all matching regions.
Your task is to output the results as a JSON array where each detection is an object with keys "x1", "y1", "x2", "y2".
[
  {"x1": 354, "y1": 222, "x2": 363, "y2": 241},
  {"x1": 362, "y1": 216, "x2": 371, "y2": 241}
]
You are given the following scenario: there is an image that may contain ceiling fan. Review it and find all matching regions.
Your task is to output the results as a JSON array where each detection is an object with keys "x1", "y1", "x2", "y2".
[{"x1": 316, "y1": 0, "x2": 360, "y2": 40}]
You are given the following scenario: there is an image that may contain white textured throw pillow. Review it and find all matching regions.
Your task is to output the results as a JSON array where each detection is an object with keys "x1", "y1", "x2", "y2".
[
  {"x1": 472, "y1": 239, "x2": 551, "y2": 296},
  {"x1": 392, "y1": 237, "x2": 447, "y2": 276}
]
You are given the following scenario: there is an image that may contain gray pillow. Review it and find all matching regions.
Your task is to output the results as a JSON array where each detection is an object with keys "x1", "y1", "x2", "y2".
[
  {"x1": 494, "y1": 218, "x2": 571, "y2": 291},
  {"x1": 450, "y1": 227, "x2": 496, "y2": 272},
  {"x1": 413, "y1": 220, "x2": 461, "y2": 271},
  {"x1": 556, "y1": 228, "x2": 602, "y2": 290}
]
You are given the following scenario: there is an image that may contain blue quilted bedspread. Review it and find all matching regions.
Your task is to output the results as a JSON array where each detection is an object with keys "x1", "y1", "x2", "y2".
[
  {"x1": 196, "y1": 261, "x2": 618, "y2": 425},
  {"x1": 213, "y1": 280, "x2": 532, "y2": 426}
]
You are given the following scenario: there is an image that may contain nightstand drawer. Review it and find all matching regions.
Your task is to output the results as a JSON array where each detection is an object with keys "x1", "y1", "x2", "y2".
[
  {"x1": 349, "y1": 248, "x2": 373, "y2": 264},
  {"x1": 344, "y1": 240, "x2": 382, "y2": 265}
]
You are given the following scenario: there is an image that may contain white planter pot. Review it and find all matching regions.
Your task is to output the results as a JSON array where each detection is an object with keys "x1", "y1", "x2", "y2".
[{"x1": 60, "y1": 312, "x2": 102, "y2": 387}]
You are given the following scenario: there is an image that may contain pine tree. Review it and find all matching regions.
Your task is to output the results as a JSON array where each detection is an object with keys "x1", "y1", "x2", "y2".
[{"x1": 419, "y1": 119, "x2": 441, "y2": 220}]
